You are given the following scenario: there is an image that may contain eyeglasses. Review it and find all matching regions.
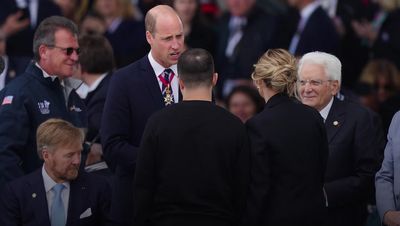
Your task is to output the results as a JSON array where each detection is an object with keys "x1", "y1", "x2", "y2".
[
  {"x1": 47, "y1": 45, "x2": 80, "y2": 56},
  {"x1": 297, "y1": 79, "x2": 332, "y2": 87}
]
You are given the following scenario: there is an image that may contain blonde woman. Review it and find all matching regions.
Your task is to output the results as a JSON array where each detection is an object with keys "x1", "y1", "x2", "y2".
[{"x1": 245, "y1": 49, "x2": 328, "y2": 226}]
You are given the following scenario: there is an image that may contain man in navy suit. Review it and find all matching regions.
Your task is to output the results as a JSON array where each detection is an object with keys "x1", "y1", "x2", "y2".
[
  {"x1": 0, "y1": 118, "x2": 113, "y2": 226},
  {"x1": 297, "y1": 51, "x2": 384, "y2": 226},
  {"x1": 286, "y1": 0, "x2": 339, "y2": 56},
  {"x1": 101, "y1": 5, "x2": 184, "y2": 225}
]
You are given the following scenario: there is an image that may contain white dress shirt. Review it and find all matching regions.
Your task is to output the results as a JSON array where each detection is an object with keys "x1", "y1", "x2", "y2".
[
  {"x1": 319, "y1": 96, "x2": 334, "y2": 122},
  {"x1": 42, "y1": 165, "x2": 70, "y2": 219}
]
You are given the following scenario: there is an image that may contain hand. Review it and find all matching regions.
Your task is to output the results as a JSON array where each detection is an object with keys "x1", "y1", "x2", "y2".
[
  {"x1": 1, "y1": 11, "x2": 30, "y2": 37},
  {"x1": 384, "y1": 210, "x2": 400, "y2": 226},
  {"x1": 85, "y1": 143, "x2": 103, "y2": 166},
  {"x1": 351, "y1": 20, "x2": 377, "y2": 44}
]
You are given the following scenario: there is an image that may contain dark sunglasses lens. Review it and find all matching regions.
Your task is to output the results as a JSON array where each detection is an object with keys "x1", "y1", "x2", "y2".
[{"x1": 65, "y1": 48, "x2": 80, "y2": 56}]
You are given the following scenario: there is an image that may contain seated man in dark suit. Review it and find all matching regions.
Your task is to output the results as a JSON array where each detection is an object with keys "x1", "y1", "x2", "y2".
[
  {"x1": 0, "y1": 118, "x2": 113, "y2": 226},
  {"x1": 134, "y1": 48, "x2": 249, "y2": 226},
  {"x1": 297, "y1": 51, "x2": 384, "y2": 226},
  {"x1": 75, "y1": 34, "x2": 114, "y2": 174}
]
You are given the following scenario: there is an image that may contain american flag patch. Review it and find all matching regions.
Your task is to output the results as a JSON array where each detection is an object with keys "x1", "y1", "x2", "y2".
[{"x1": 1, "y1": 96, "x2": 13, "y2": 105}]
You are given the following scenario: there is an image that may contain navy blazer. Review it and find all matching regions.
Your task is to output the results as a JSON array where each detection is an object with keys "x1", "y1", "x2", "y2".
[
  {"x1": 85, "y1": 72, "x2": 112, "y2": 143},
  {"x1": 323, "y1": 97, "x2": 383, "y2": 226},
  {"x1": 101, "y1": 55, "x2": 168, "y2": 224},
  {"x1": 0, "y1": 168, "x2": 113, "y2": 226},
  {"x1": 294, "y1": 6, "x2": 340, "y2": 56}
]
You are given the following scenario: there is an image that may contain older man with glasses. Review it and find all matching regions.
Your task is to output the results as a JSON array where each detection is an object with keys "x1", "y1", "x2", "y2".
[
  {"x1": 297, "y1": 51, "x2": 385, "y2": 226},
  {"x1": 0, "y1": 16, "x2": 86, "y2": 189}
]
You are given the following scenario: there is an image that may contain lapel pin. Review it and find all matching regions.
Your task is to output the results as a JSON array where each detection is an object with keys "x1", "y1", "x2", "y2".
[
  {"x1": 333, "y1": 121, "x2": 339, "y2": 126},
  {"x1": 32, "y1": 193, "x2": 37, "y2": 198},
  {"x1": 9, "y1": 70, "x2": 16, "y2": 78}
]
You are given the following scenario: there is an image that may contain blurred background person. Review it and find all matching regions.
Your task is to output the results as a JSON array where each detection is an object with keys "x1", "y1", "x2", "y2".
[
  {"x1": 75, "y1": 34, "x2": 115, "y2": 176},
  {"x1": 0, "y1": 0, "x2": 61, "y2": 75},
  {"x1": 93, "y1": 0, "x2": 148, "y2": 68},
  {"x1": 225, "y1": 85, "x2": 264, "y2": 123},
  {"x1": 215, "y1": 0, "x2": 278, "y2": 98},
  {"x1": 245, "y1": 48, "x2": 328, "y2": 226},
  {"x1": 80, "y1": 12, "x2": 107, "y2": 36},
  {"x1": 172, "y1": 0, "x2": 216, "y2": 53},
  {"x1": 352, "y1": 0, "x2": 400, "y2": 69},
  {"x1": 0, "y1": 30, "x2": 18, "y2": 91},
  {"x1": 357, "y1": 59, "x2": 400, "y2": 134}
]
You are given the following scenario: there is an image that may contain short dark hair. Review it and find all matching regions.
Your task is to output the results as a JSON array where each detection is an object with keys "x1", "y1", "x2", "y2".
[
  {"x1": 33, "y1": 16, "x2": 79, "y2": 61},
  {"x1": 178, "y1": 48, "x2": 214, "y2": 88},
  {"x1": 79, "y1": 34, "x2": 114, "y2": 74}
]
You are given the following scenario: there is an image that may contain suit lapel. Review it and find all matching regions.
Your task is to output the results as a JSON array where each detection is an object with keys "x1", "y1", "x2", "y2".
[
  {"x1": 140, "y1": 57, "x2": 165, "y2": 109},
  {"x1": 28, "y1": 169, "x2": 51, "y2": 226},
  {"x1": 325, "y1": 98, "x2": 346, "y2": 143},
  {"x1": 66, "y1": 174, "x2": 88, "y2": 226}
]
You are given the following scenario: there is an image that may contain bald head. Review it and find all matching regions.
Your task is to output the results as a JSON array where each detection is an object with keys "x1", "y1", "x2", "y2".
[{"x1": 145, "y1": 5, "x2": 181, "y2": 35}]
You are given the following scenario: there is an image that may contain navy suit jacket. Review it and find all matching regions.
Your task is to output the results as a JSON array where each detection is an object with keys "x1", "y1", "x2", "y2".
[
  {"x1": 323, "y1": 97, "x2": 383, "y2": 226},
  {"x1": 85, "y1": 72, "x2": 112, "y2": 143},
  {"x1": 0, "y1": 168, "x2": 113, "y2": 226},
  {"x1": 294, "y1": 6, "x2": 339, "y2": 56},
  {"x1": 101, "y1": 55, "x2": 170, "y2": 224}
]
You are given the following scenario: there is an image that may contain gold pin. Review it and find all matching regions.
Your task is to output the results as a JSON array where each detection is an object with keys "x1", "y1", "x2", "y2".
[
  {"x1": 32, "y1": 193, "x2": 37, "y2": 198},
  {"x1": 333, "y1": 121, "x2": 339, "y2": 126}
]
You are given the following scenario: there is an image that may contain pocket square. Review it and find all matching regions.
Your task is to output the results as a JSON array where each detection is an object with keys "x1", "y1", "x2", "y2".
[{"x1": 79, "y1": 208, "x2": 92, "y2": 219}]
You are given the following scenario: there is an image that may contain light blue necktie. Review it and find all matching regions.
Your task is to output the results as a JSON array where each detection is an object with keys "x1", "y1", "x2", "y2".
[{"x1": 51, "y1": 184, "x2": 66, "y2": 226}]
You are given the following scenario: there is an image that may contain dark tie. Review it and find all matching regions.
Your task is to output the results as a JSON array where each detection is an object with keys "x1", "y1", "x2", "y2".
[
  {"x1": 51, "y1": 184, "x2": 65, "y2": 226},
  {"x1": 158, "y1": 69, "x2": 175, "y2": 106}
]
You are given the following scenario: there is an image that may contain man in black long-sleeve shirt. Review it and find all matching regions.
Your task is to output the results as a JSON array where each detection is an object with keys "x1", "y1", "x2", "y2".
[{"x1": 133, "y1": 48, "x2": 249, "y2": 226}]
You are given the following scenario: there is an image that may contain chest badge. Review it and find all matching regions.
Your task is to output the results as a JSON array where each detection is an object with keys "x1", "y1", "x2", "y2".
[{"x1": 38, "y1": 100, "x2": 50, "y2": 114}]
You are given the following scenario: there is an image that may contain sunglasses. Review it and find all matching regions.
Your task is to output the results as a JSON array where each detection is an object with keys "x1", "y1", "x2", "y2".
[{"x1": 47, "y1": 45, "x2": 80, "y2": 56}]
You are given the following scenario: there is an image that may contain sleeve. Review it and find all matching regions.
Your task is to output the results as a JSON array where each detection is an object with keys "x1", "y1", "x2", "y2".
[
  {"x1": 133, "y1": 117, "x2": 157, "y2": 226},
  {"x1": 100, "y1": 75, "x2": 138, "y2": 172},
  {"x1": 375, "y1": 111, "x2": 400, "y2": 222},
  {"x1": 0, "y1": 92, "x2": 30, "y2": 186},
  {"x1": 243, "y1": 119, "x2": 270, "y2": 225},
  {"x1": 0, "y1": 183, "x2": 21, "y2": 226},
  {"x1": 324, "y1": 108, "x2": 381, "y2": 207}
]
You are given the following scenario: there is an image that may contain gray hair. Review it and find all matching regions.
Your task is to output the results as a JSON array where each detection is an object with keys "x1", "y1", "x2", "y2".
[
  {"x1": 298, "y1": 51, "x2": 342, "y2": 86},
  {"x1": 33, "y1": 16, "x2": 79, "y2": 61}
]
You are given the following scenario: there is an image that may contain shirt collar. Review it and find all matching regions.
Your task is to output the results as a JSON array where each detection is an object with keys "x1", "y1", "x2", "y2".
[
  {"x1": 300, "y1": 1, "x2": 320, "y2": 20},
  {"x1": 42, "y1": 165, "x2": 70, "y2": 193},
  {"x1": 35, "y1": 62, "x2": 59, "y2": 82},
  {"x1": 148, "y1": 52, "x2": 178, "y2": 78},
  {"x1": 76, "y1": 73, "x2": 108, "y2": 99},
  {"x1": 319, "y1": 97, "x2": 334, "y2": 122}
]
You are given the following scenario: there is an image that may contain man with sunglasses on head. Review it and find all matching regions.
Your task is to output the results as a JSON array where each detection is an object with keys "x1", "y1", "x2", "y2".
[
  {"x1": 0, "y1": 16, "x2": 86, "y2": 189},
  {"x1": 297, "y1": 51, "x2": 385, "y2": 226}
]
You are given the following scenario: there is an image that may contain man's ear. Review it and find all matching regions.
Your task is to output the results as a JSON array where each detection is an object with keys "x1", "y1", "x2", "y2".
[
  {"x1": 179, "y1": 79, "x2": 185, "y2": 91},
  {"x1": 146, "y1": 31, "x2": 153, "y2": 45},
  {"x1": 38, "y1": 44, "x2": 48, "y2": 61},
  {"x1": 212, "y1": 73, "x2": 218, "y2": 86},
  {"x1": 330, "y1": 80, "x2": 340, "y2": 95}
]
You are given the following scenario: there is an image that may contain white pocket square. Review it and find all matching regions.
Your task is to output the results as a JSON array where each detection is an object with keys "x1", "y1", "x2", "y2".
[{"x1": 79, "y1": 208, "x2": 92, "y2": 219}]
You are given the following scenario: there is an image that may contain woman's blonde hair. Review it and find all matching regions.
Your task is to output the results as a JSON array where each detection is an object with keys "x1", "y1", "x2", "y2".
[{"x1": 251, "y1": 48, "x2": 297, "y2": 96}]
